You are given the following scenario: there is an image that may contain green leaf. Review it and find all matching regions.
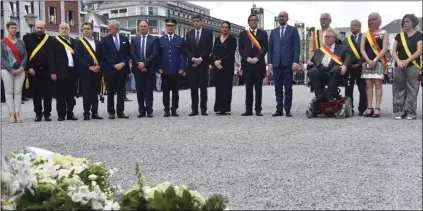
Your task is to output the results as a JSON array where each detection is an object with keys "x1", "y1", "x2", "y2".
[
  {"x1": 182, "y1": 189, "x2": 192, "y2": 205},
  {"x1": 165, "y1": 186, "x2": 176, "y2": 199}
]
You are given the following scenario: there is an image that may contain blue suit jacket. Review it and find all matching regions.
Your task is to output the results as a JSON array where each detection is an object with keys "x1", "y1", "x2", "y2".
[
  {"x1": 74, "y1": 38, "x2": 103, "y2": 79},
  {"x1": 158, "y1": 34, "x2": 186, "y2": 74},
  {"x1": 100, "y1": 34, "x2": 130, "y2": 76},
  {"x1": 130, "y1": 34, "x2": 159, "y2": 74},
  {"x1": 267, "y1": 25, "x2": 300, "y2": 68}
]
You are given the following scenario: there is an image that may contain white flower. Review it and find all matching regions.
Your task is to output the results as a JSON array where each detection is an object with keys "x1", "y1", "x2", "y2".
[
  {"x1": 88, "y1": 174, "x2": 98, "y2": 181},
  {"x1": 143, "y1": 186, "x2": 156, "y2": 199},
  {"x1": 71, "y1": 192, "x2": 83, "y2": 202},
  {"x1": 190, "y1": 190, "x2": 206, "y2": 205},
  {"x1": 174, "y1": 185, "x2": 185, "y2": 198},
  {"x1": 91, "y1": 200, "x2": 103, "y2": 210},
  {"x1": 155, "y1": 181, "x2": 171, "y2": 193},
  {"x1": 70, "y1": 165, "x2": 85, "y2": 174},
  {"x1": 78, "y1": 185, "x2": 90, "y2": 198},
  {"x1": 57, "y1": 169, "x2": 71, "y2": 179},
  {"x1": 111, "y1": 201, "x2": 120, "y2": 210}
]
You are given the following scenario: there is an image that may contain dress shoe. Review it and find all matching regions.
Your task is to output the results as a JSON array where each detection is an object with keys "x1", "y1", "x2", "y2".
[
  {"x1": 272, "y1": 111, "x2": 283, "y2": 117},
  {"x1": 189, "y1": 112, "x2": 199, "y2": 116},
  {"x1": 67, "y1": 116, "x2": 78, "y2": 120},
  {"x1": 58, "y1": 116, "x2": 66, "y2": 121},
  {"x1": 117, "y1": 113, "x2": 129, "y2": 119},
  {"x1": 171, "y1": 111, "x2": 179, "y2": 117},
  {"x1": 34, "y1": 115, "x2": 42, "y2": 122},
  {"x1": 147, "y1": 112, "x2": 154, "y2": 118},
  {"x1": 241, "y1": 112, "x2": 253, "y2": 116},
  {"x1": 138, "y1": 113, "x2": 146, "y2": 118},
  {"x1": 216, "y1": 111, "x2": 226, "y2": 115},
  {"x1": 84, "y1": 115, "x2": 90, "y2": 121},
  {"x1": 285, "y1": 112, "x2": 292, "y2": 117},
  {"x1": 201, "y1": 112, "x2": 208, "y2": 116},
  {"x1": 109, "y1": 114, "x2": 115, "y2": 119},
  {"x1": 256, "y1": 111, "x2": 263, "y2": 116},
  {"x1": 44, "y1": 116, "x2": 52, "y2": 121},
  {"x1": 91, "y1": 114, "x2": 103, "y2": 120},
  {"x1": 164, "y1": 111, "x2": 170, "y2": 117}
]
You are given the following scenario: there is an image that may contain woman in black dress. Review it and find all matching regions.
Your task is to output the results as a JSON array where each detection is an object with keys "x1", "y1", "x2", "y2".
[{"x1": 212, "y1": 21, "x2": 237, "y2": 115}]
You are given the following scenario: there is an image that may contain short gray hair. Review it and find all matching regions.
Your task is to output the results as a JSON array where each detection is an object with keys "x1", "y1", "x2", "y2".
[
  {"x1": 350, "y1": 19, "x2": 361, "y2": 28},
  {"x1": 59, "y1": 22, "x2": 70, "y2": 28},
  {"x1": 108, "y1": 20, "x2": 120, "y2": 29},
  {"x1": 368, "y1": 12, "x2": 382, "y2": 29},
  {"x1": 35, "y1": 20, "x2": 45, "y2": 27},
  {"x1": 326, "y1": 27, "x2": 338, "y2": 40},
  {"x1": 321, "y1": 13, "x2": 331, "y2": 21}
]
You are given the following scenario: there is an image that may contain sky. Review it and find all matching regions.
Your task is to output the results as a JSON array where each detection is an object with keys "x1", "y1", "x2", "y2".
[{"x1": 189, "y1": 1, "x2": 422, "y2": 30}]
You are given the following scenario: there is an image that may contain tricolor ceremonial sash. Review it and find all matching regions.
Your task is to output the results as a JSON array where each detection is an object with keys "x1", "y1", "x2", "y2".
[
  {"x1": 2, "y1": 38, "x2": 22, "y2": 63},
  {"x1": 56, "y1": 36, "x2": 74, "y2": 54},
  {"x1": 312, "y1": 29, "x2": 322, "y2": 51},
  {"x1": 30, "y1": 34, "x2": 49, "y2": 61},
  {"x1": 320, "y1": 45, "x2": 343, "y2": 66},
  {"x1": 246, "y1": 29, "x2": 261, "y2": 51},
  {"x1": 365, "y1": 29, "x2": 389, "y2": 65},
  {"x1": 400, "y1": 32, "x2": 421, "y2": 69},
  {"x1": 347, "y1": 35, "x2": 360, "y2": 60},
  {"x1": 79, "y1": 38, "x2": 98, "y2": 65}
]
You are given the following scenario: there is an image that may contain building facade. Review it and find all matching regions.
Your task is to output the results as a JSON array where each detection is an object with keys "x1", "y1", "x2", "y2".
[
  {"x1": 1, "y1": 0, "x2": 81, "y2": 39},
  {"x1": 81, "y1": 1, "x2": 245, "y2": 64}
]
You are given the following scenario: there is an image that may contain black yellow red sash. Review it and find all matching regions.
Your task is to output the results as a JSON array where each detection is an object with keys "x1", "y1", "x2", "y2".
[
  {"x1": 312, "y1": 30, "x2": 322, "y2": 51},
  {"x1": 365, "y1": 29, "x2": 389, "y2": 65},
  {"x1": 400, "y1": 32, "x2": 421, "y2": 69},
  {"x1": 30, "y1": 34, "x2": 49, "y2": 61},
  {"x1": 56, "y1": 36, "x2": 74, "y2": 54},
  {"x1": 79, "y1": 38, "x2": 98, "y2": 65},
  {"x1": 246, "y1": 29, "x2": 261, "y2": 51},
  {"x1": 347, "y1": 35, "x2": 360, "y2": 60},
  {"x1": 320, "y1": 45, "x2": 343, "y2": 66}
]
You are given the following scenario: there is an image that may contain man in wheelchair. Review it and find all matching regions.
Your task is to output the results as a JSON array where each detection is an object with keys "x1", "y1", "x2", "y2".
[{"x1": 306, "y1": 28, "x2": 354, "y2": 118}]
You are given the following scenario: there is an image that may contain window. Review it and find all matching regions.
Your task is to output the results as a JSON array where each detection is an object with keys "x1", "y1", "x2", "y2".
[
  {"x1": 119, "y1": 8, "x2": 127, "y2": 17},
  {"x1": 9, "y1": 2, "x2": 18, "y2": 17},
  {"x1": 67, "y1": 11, "x2": 75, "y2": 27},
  {"x1": 148, "y1": 7, "x2": 153, "y2": 15},
  {"x1": 148, "y1": 20, "x2": 158, "y2": 27},
  {"x1": 110, "y1": 9, "x2": 118, "y2": 18},
  {"x1": 24, "y1": 2, "x2": 33, "y2": 15},
  {"x1": 49, "y1": 7, "x2": 57, "y2": 24}
]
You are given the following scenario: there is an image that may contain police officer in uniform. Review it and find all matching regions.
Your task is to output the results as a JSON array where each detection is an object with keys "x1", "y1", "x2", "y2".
[{"x1": 158, "y1": 18, "x2": 186, "y2": 117}]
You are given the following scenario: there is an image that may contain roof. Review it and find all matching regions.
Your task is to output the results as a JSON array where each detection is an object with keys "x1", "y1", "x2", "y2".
[
  {"x1": 382, "y1": 17, "x2": 422, "y2": 34},
  {"x1": 94, "y1": 13, "x2": 109, "y2": 25}
]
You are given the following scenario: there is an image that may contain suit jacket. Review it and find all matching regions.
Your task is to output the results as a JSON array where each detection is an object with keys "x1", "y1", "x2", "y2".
[
  {"x1": 49, "y1": 36, "x2": 77, "y2": 79},
  {"x1": 130, "y1": 34, "x2": 159, "y2": 74},
  {"x1": 238, "y1": 28, "x2": 268, "y2": 75},
  {"x1": 74, "y1": 37, "x2": 103, "y2": 79},
  {"x1": 343, "y1": 33, "x2": 364, "y2": 67},
  {"x1": 184, "y1": 28, "x2": 213, "y2": 71},
  {"x1": 101, "y1": 34, "x2": 130, "y2": 76},
  {"x1": 267, "y1": 25, "x2": 300, "y2": 68},
  {"x1": 158, "y1": 34, "x2": 186, "y2": 74},
  {"x1": 310, "y1": 43, "x2": 352, "y2": 69}
]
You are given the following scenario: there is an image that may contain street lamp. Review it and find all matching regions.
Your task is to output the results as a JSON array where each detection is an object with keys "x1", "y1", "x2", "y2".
[{"x1": 24, "y1": 13, "x2": 38, "y2": 33}]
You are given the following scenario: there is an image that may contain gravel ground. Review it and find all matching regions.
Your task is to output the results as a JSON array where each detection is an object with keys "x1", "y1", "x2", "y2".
[{"x1": 1, "y1": 84, "x2": 422, "y2": 210}]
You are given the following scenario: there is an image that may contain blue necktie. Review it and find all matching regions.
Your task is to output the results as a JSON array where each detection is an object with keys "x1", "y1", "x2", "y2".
[
  {"x1": 140, "y1": 35, "x2": 145, "y2": 61},
  {"x1": 114, "y1": 35, "x2": 119, "y2": 50}
]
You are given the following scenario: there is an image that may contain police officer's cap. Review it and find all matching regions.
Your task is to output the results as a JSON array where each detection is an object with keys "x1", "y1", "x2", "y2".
[{"x1": 165, "y1": 18, "x2": 177, "y2": 26}]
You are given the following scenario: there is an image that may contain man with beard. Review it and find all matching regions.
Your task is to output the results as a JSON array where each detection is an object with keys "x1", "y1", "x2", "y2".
[
  {"x1": 49, "y1": 22, "x2": 78, "y2": 121},
  {"x1": 23, "y1": 21, "x2": 54, "y2": 122}
]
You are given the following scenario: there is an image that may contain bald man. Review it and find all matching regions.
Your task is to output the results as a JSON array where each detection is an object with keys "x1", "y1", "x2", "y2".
[
  {"x1": 23, "y1": 21, "x2": 55, "y2": 122},
  {"x1": 49, "y1": 22, "x2": 78, "y2": 121},
  {"x1": 308, "y1": 13, "x2": 341, "y2": 60}
]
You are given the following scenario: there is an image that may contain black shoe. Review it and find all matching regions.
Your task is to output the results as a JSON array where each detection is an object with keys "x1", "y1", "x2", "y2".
[
  {"x1": 164, "y1": 111, "x2": 170, "y2": 117},
  {"x1": 241, "y1": 112, "x2": 253, "y2": 116},
  {"x1": 58, "y1": 116, "x2": 66, "y2": 121},
  {"x1": 92, "y1": 114, "x2": 103, "y2": 120},
  {"x1": 109, "y1": 114, "x2": 115, "y2": 119},
  {"x1": 34, "y1": 115, "x2": 42, "y2": 122},
  {"x1": 358, "y1": 111, "x2": 364, "y2": 116},
  {"x1": 171, "y1": 111, "x2": 179, "y2": 117},
  {"x1": 117, "y1": 113, "x2": 129, "y2": 119},
  {"x1": 201, "y1": 112, "x2": 208, "y2": 116},
  {"x1": 147, "y1": 112, "x2": 153, "y2": 118},
  {"x1": 84, "y1": 115, "x2": 90, "y2": 121},
  {"x1": 216, "y1": 111, "x2": 226, "y2": 115},
  {"x1": 67, "y1": 115, "x2": 78, "y2": 120},
  {"x1": 256, "y1": 111, "x2": 263, "y2": 116},
  {"x1": 138, "y1": 113, "x2": 146, "y2": 118},
  {"x1": 272, "y1": 111, "x2": 283, "y2": 117},
  {"x1": 189, "y1": 111, "x2": 199, "y2": 116},
  {"x1": 44, "y1": 116, "x2": 52, "y2": 121},
  {"x1": 285, "y1": 112, "x2": 292, "y2": 117}
]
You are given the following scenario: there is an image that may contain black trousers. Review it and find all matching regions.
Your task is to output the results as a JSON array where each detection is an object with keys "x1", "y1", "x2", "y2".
[
  {"x1": 189, "y1": 67, "x2": 208, "y2": 112},
  {"x1": 308, "y1": 66, "x2": 341, "y2": 101},
  {"x1": 162, "y1": 74, "x2": 179, "y2": 112},
  {"x1": 106, "y1": 71, "x2": 126, "y2": 115},
  {"x1": 81, "y1": 75, "x2": 100, "y2": 116},
  {"x1": 244, "y1": 70, "x2": 264, "y2": 112},
  {"x1": 55, "y1": 69, "x2": 77, "y2": 117},
  {"x1": 345, "y1": 66, "x2": 367, "y2": 113},
  {"x1": 135, "y1": 72, "x2": 154, "y2": 114},
  {"x1": 30, "y1": 67, "x2": 52, "y2": 117}
]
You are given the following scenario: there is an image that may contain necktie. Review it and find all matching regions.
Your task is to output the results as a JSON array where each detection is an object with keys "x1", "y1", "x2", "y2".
[
  {"x1": 140, "y1": 35, "x2": 145, "y2": 61},
  {"x1": 114, "y1": 35, "x2": 119, "y2": 51},
  {"x1": 169, "y1": 35, "x2": 172, "y2": 42},
  {"x1": 195, "y1": 30, "x2": 200, "y2": 46},
  {"x1": 353, "y1": 34, "x2": 357, "y2": 43},
  {"x1": 281, "y1": 27, "x2": 285, "y2": 39}
]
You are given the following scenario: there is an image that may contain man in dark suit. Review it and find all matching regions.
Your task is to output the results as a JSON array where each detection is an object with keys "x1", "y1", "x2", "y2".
[
  {"x1": 49, "y1": 22, "x2": 78, "y2": 121},
  {"x1": 158, "y1": 18, "x2": 186, "y2": 117},
  {"x1": 131, "y1": 20, "x2": 159, "y2": 118},
  {"x1": 267, "y1": 11, "x2": 301, "y2": 117},
  {"x1": 238, "y1": 14, "x2": 268, "y2": 116},
  {"x1": 23, "y1": 20, "x2": 55, "y2": 121},
  {"x1": 308, "y1": 28, "x2": 352, "y2": 102},
  {"x1": 184, "y1": 14, "x2": 213, "y2": 116},
  {"x1": 343, "y1": 19, "x2": 367, "y2": 116},
  {"x1": 74, "y1": 22, "x2": 103, "y2": 120},
  {"x1": 101, "y1": 20, "x2": 130, "y2": 119}
]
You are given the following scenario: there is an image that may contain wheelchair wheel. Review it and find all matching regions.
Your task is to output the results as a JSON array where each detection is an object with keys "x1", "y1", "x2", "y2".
[
  {"x1": 335, "y1": 109, "x2": 346, "y2": 119},
  {"x1": 306, "y1": 109, "x2": 313, "y2": 118},
  {"x1": 344, "y1": 97, "x2": 353, "y2": 117}
]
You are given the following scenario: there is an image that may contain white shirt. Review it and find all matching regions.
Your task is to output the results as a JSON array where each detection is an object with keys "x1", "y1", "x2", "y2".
[
  {"x1": 279, "y1": 25, "x2": 287, "y2": 38},
  {"x1": 140, "y1": 33, "x2": 148, "y2": 60},
  {"x1": 84, "y1": 36, "x2": 96, "y2": 52},
  {"x1": 60, "y1": 35, "x2": 74, "y2": 67}
]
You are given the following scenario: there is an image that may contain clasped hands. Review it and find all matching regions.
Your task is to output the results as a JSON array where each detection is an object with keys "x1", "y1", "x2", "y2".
[
  {"x1": 267, "y1": 63, "x2": 299, "y2": 73},
  {"x1": 214, "y1": 60, "x2": 223, "y2": 70},
  {"x1": 89, "y1": 65, "x2": 101, "y2": 73},
  {"x1": 192, "y1": 57, "x2": 202, "y2": 67},
  {"x1": 137, "y1": 62, "x2": 147, "y2": 72},
  {"x1": 114, "y1": 62, "x2": 125, "y2": 71},
  {"x1": 11, "y1": 67, "x2": 24, "y2": 76},
  {"x1": 396, "y1": 59, "x2": 410, "y2": 70}
]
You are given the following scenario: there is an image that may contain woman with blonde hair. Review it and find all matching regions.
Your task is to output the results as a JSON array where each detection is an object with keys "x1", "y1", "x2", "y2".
[
  {"x1": 392, "y1": 13, "x2": 422, "y2": 120},
  {"x1": 360, "y1": 12, "x2": 389, "y2": 117},
  {"x1": 1, "y1": 21, "x2": 28, "y2": 123}
]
